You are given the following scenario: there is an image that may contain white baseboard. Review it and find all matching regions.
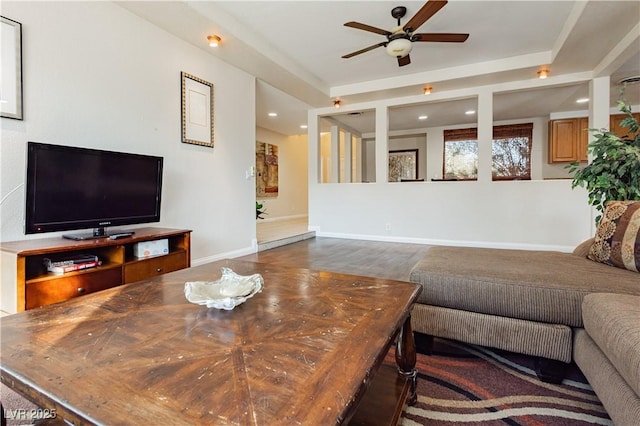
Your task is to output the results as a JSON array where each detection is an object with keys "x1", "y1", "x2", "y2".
[
  {"x1": 314, "y1": 230, "x2": 575, "y2": 253},
  {"x1": 192, "y1": 244, "x2": 257, "y2": 266},
  {"x1": 257, "y1": 214, "x2": 307, "y2": 223}
]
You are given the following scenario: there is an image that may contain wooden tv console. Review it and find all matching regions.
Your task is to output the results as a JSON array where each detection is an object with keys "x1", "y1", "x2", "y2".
[{"x1": 0, "y1": 227, "x2": 191, "y2": 314}]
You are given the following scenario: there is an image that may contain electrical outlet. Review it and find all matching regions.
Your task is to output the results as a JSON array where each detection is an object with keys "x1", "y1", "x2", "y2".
[{"x1": 385, "y1": 223, "x2": 392, "y2": 231}]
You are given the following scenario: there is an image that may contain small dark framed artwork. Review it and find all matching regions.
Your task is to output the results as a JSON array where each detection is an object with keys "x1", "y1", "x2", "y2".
[
  {"x1": 181, "y1": 72, "x2": 214, "y2": 148},
  {"x1": 388, "y1": 149, "x2": 418, "y2": 182},
  {"x1": 1, "y1": 16, "x2": 23, "y2": 120}
]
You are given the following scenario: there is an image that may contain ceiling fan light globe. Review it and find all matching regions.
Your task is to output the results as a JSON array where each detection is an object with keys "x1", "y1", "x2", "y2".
[{"x1": 386, "y1": 38, "x2": 412, "y2": 58}]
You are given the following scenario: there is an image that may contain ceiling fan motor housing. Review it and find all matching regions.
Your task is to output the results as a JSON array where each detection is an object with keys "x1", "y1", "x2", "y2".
[{"x1": 386, "y1": 35, "x2": 413, "y2": 58}]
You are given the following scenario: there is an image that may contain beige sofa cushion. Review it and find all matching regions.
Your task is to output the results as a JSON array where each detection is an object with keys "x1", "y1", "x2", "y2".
[
  {"x1": 573, "y1": 329, "x2": 640, "y2": 426},
  {"x1": 410, "y1": 246, "x2": 640, "y2": 327},
  {"x1": 572, "y1": 237, "x2": 594, "y2": 257},
  {"x1": 582, "y1": 293, "x2": 640, "y2": 397},
  {"x1": 412, "y1": 304, "x2": 573, "y2": 362}
]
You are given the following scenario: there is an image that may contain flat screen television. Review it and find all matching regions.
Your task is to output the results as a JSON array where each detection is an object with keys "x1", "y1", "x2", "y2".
[{"x1": 25, "y1": 142, "x2": 163, "y2": 240}]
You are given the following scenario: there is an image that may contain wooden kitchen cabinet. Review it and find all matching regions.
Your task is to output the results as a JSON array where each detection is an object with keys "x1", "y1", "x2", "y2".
[
  {"x1": 548, "y1": 113, "x2": 639, "y2": 163},
  {"x1": 610, "y1": 112, "x2": 640, "y2": 140},
  {"x1": 577, "y1": 117, "x2": 589, "y2": 162},
  {"x1": 549, "y1": 118, "x2": 580, "y2": 163}
]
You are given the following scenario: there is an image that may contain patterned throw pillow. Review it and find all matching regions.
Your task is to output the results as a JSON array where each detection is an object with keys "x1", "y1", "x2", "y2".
[{"x1": 588, "y1": 201, "x2": 640, "y2": 272}]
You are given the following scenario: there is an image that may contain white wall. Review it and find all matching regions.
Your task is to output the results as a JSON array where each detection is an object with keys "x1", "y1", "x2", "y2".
[
  {"x1": 309, "y1": 181, "x2": 591, "y2": 251},
  {"x1": 255, "y1": 127, "x2": 308, "y2": 220},
  {"x1": 308, "y1": 85, "x2": 596, "y2": 252},
  {"x1": 0, "y1": 2, "x2": 257, "y2": 263}
]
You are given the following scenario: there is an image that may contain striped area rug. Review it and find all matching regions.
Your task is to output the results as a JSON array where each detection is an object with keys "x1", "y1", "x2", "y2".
[{"x1": 401, "y1": 338, "x2": 612, "y2": 425}]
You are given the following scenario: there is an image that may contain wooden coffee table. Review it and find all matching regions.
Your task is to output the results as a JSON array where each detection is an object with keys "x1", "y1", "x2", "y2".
[{"x1": 1, "y1": 259, "x2": 421, "y2": 425}]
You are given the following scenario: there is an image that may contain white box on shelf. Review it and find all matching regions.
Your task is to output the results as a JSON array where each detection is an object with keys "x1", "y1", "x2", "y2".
[{"x1": 134, "y1": 239, "x2": 169, "y2": 258}]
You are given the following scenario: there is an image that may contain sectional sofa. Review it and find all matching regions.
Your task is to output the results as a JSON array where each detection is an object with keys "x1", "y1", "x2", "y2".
[{"x1": 408, "y1": 200, "x2": 640, "y2": 425}]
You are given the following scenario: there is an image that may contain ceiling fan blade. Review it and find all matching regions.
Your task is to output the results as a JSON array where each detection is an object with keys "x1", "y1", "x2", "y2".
[
  {"x1": 413, "y1": 33, "x2": 469, "y2": 43},
  {"x1": 342, "y1": 42, "x2": 387, "y2": 59},
  {"x1": 404, "y1": 0, "x2": 448, "y2": 32},
  {"x1": 344, "y1": 21, "x2": 391, "y2": 36},
  {"x1": 398, "y1": 55, "x2": 411, "y2": 67}
]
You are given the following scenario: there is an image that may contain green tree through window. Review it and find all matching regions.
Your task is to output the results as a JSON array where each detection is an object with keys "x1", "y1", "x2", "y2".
[
  {"x1": 492, "y1": 136, "x2": 531, "y2": 180},
  {"x1": 444, "y1": 140, "x2": 478, "y2": 179}
]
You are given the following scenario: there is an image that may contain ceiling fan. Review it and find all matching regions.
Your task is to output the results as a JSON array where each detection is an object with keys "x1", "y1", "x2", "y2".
[{"x1": 342, "y1": 0, "x2": 469, "y2": 67}]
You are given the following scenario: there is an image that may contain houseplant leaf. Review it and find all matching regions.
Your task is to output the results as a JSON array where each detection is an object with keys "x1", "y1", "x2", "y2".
[{"x1": 567, "y1": 96, "x2": 640, "y2": 224}]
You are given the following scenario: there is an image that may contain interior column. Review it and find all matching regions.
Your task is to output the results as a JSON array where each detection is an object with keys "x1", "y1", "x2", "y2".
[
  {"x1": 330, "y1": 125, "x2": 339, "y2": 183},
  {"x1": 375, "y1": 107, "x2": 389, "y2": 183},
  {"x1": 588, "y1": 76, "x2": 611, "y2": 234},
  {"x1": 477, "y1": 90, "x2": 493, "y2": 182},
  {"x1": 343, "y1": 131, "x2": 352, "y2": 183}
]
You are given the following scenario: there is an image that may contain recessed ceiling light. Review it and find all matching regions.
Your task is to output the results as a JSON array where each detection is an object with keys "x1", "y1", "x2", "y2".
[
  {"x1": 207, "y1": 35, "x2": 221, "y2": 47},
  {"x1": 537, "y1": 68, "x2": 549, "y2": 79},
  {"x1": 576, "y1": 98, "x2": 589, "y2": 104},
  {"x1": 418, "y1": 115, "x2": 428, "y2": 120},
  {"x1": 300, "y1": 124, "x2": 308, "y2": 129},
  {"x1": 465, "y1": 110, "x2": 476, "y2": 115},
  {"x1": 268, "y1": 112, "x2": 278, "y2": 117}
]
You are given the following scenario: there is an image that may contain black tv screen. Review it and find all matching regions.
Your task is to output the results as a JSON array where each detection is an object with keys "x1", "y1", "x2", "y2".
[{"x1": 25, "y1": 142, "x2": 163, "y2": 239}]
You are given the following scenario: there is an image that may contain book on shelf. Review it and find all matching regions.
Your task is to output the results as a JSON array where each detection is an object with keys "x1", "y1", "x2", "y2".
[
  {"x1": 43, "y1": 254, "x2": 99, "y2": 269},
  {"x1": 47, "y1": 260, "x2": 102, "y2": 275}
]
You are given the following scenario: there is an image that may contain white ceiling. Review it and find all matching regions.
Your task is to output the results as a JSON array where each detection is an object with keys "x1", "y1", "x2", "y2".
[{"x1": 118, "y1": 1, "x2": 640, "y2": 135}]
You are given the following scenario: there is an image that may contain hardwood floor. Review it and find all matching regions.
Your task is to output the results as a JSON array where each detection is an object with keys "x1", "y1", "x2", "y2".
[{"x1": 238, "y1": 237, "x2": 434, "y2": 281}]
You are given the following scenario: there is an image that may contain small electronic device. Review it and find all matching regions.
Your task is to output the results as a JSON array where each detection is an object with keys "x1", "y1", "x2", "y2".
[
  {"x1": 134, "y1": 239, "x2": 169, "y2": 258},
  {"x1": 109, "y1": 232, "x2": 135, "y2": 240}
]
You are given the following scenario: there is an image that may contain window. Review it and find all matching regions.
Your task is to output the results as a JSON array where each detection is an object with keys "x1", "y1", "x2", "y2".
[
  {"x1": 443, "y1": 128, "x2": 478, "y2": 180},
  {"x1": 492, "y1": 123, "x2": 533, "y2": 180},
  {"x1": 443, "y1": 124, "x2": 533, "y2": 181}
]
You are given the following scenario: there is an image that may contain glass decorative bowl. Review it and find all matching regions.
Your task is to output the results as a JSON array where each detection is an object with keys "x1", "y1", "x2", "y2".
[{"x1": 184, "y1": 267, "x2": 264, "y2": 310}]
